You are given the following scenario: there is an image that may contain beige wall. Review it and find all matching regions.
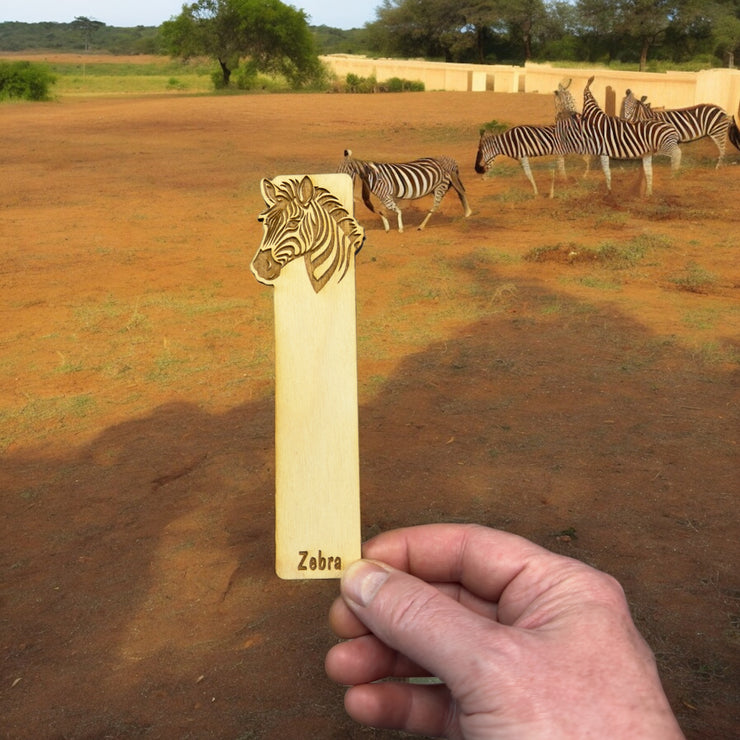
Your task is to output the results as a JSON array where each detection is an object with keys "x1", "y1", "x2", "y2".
[{"x1": 321, "y1": 55, "x2": 740, "y2": 118}]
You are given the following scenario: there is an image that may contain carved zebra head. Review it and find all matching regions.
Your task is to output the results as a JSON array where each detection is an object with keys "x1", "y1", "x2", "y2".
[{"x1": 251, "y1": 175, "x2": 365, "y2": 293}]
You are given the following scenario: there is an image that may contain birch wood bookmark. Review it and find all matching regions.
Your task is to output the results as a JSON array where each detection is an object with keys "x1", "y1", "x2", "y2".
[{"x1": 251, "y1": 173, "x2": 365, "y2": 579}]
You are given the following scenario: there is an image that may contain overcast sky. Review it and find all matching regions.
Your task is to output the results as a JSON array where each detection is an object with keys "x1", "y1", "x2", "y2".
[{"x1": 0, "y1": 0, "x2": 379, "y2": 30}]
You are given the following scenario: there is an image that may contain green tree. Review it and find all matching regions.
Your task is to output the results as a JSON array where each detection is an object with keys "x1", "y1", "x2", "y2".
[
  {"x1": 615, "y1": 0, "x2": 678, "y2": 70},
  {"x1": 0, "y1": 60, "x2": 56, "y2": 101},
  {"x1": 160, "y1": 0, "x2": 322, "y2": 88},
  {"x1": 369, "y1": 0, "x2": 548, "y2": 62},
  {"x1": 692, "y1": 0, "x2": 740, "y2": 66},
  {"x1": 71, "y1": 16, "x2": 105, "y2": 51}
]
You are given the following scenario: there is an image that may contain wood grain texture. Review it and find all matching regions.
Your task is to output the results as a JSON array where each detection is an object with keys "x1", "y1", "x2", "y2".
[{"x1": 268, "y1": 174, "x2": 362, "y2": 579}]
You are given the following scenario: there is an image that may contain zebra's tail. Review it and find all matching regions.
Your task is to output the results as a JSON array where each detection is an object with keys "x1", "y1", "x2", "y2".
[{"x1": 728, "y1": 116, "x2": 740, "y2": 153}]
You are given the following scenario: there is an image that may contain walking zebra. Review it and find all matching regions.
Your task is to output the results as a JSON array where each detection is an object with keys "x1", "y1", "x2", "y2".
[
  {"x1": 338, "y1": 150, "x2": 472, "y2": 232},
  {"x1": 554, "y1": 76, "x2": 681, "y2": 196},
  {"x1": 475, "y1": 124, "x2": 567, "y2": 195},
  {"x1": 620, "y1": 89, "x2": 740, "y2": 168}
]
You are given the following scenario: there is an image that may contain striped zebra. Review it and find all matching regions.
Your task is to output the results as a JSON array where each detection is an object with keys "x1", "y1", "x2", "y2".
[
  {"x1": 474, "y1": 124, "x2": 568, "y2": 196},
  {"x1": 555, "y1": 76, "x2": 681, "y2": 196},
  {"x1": 338, "y1": 150, "x2": 472, "y2": 232},
  {"x1": 620, "y1": 89, "x2": 740, "y2": 168}
]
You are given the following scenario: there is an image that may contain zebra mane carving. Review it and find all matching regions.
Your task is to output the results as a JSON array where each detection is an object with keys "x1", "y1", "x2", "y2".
[{"x1": 251, "y1": 175, "x2": 365, "y2": 294}]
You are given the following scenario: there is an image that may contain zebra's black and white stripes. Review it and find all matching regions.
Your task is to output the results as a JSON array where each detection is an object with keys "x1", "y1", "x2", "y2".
[
  {"x1": 475, "y1": 124, "x2": 567, "y2": 195},
  {"x1": 554, "y1": 76, "x2": 681, "y2": 195},
  {"x1": 338, "y1": 150, "x2": 472, "y2": 232},
  {"x1": 621, "y1": 89, "x2": 740, "y2": 168}
]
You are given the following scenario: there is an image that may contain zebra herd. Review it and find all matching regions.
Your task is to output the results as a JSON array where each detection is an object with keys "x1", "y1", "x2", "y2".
[{"x1": 340, "y1": 76, "x2": 740, "y2": 231}]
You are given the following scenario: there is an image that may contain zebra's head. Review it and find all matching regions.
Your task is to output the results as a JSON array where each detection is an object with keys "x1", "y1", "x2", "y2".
[
  {"x1": 621, "y1": 89, "x2": 650, "y2": 121},
  {"x1": 554, "y1": 78, "x2": 577, "y2": 119},
  {"x1": 337, "y1": 149, "x2": 365, "y2": 183},
  {"x1": 252, "y1": 175, "x2": 364, "y2": 293},
  {"x1": 475, "y1": 130, "x2": 495, "y2": 173}
]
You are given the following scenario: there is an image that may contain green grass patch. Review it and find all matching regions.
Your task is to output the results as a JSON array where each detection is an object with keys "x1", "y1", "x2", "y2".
[{"x1": 669, "y1": 262, "x2": 717, "y2": 293}]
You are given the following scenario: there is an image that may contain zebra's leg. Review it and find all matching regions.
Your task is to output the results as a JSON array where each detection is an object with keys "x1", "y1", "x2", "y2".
[
  {"x1": 519, "y1": 156, "x2": 539, "y2": 195},
  {"x1": 375, "y1": 193, "x2": 401, "y2": 232},
  {"x1": 670, "y1": 145, "x2": 681, "y2": 175},
  {"x1": 418, "y1": 183, "x2": 450, "y2": 230},
  {"x1": 448, "y1": 172, "x2": 473, "y2": 217},
  {"x1": 598, "y1": 154, "x2": 612, "y2": 192},
  {"x1": 711, "y1": 131, "x2": 725, "y2": 168},
  {"x1": 582, "y1": 155, "x2": 591, "y2": 177},
  {"x1": 556, "y1": 155, "x2": 567, "y2": 180},
  {"x1": 641, "y1": 154, "x2": 653, "y2": 196}
]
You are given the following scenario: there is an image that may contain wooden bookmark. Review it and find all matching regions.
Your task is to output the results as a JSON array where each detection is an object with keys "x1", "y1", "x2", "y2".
[{"x1": 251, "y1": 173, "x2": 365, "y2": 579}]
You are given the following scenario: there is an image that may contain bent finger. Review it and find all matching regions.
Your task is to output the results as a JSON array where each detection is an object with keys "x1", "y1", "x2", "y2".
[
  {"x1": 326, "y1": 632, "x2": 431, "y2": 685},
  {"x1": 344, "y1": 681, "x2": 457, "y2": 738}
]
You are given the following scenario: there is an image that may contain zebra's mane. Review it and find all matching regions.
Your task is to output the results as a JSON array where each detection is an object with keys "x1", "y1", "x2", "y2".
[{"x1": 310, "y1": 182, "x2": 365, "y2": 256}]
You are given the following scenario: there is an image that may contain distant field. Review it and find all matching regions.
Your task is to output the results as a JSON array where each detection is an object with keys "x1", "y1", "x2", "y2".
[{"x1": 0, "y1": 53, "x2": 217, "y2": 96}]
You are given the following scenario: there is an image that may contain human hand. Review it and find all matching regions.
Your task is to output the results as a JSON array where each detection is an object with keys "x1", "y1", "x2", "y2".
[{"x1": 326, "y1": 523, "x2": 684, "y2": 739}]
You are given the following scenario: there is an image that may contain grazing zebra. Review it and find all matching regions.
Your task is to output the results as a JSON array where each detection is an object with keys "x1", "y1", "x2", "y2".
[
  {"x1": 554, "y1": 76, "x2": 681, "y2": 196},
  {"x1": 338, "y1": 150, "x2": 472, "y2": 232},
  {"x1": 620, "y1": 89, "x2": 740, "y2": 168},
  {"x1": 474, "y1": 124, "x2": 567, "y2": 196}
]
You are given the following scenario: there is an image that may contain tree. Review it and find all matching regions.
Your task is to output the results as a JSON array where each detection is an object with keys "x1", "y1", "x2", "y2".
[
  {"x1": 71, "y1": 16, "x2": 105, "y2": 52},
  {"x1": 160, "y1": 0, "x2": 322, "y2": 88},
  {"x1": 615, "y1": 0, "x2": 678, "y2": 70}
]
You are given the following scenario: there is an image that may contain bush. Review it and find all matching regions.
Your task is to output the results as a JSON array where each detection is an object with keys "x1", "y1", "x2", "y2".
[
  {"x1": 344, "y1": 73, "x2": 424, "y2": 94},
  {"x1": 385, "y1": 76, "x2": 424, "y2": 92},
  {"x1": 0, "y1": 61, "x2": 56, "y2": 101},
  {"x1": 345, "y1": 72, "x2": 378, "y2": 93}
]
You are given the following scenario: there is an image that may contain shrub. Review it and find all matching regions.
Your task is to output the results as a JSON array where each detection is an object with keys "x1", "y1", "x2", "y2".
[
  {"x1": 345, "y1": 72, "x2": 378, "y2": 93},
  {"x1": 385, "y1": 76, "x2": 424, "y2": 92},
  {"x1": 0, "y1": 60, "x2": 56, "y2": 101},
  {"x1": 344, "y1": 73, "x2": 424, "y2": 94},
  {"x1": 480, "y1": 119, "x2": 509, "y2": 135}
]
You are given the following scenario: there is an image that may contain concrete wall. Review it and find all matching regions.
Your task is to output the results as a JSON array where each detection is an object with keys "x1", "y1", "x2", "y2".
[{"x1": 321, "y1": 55, "x2": 740, "y2": 118}]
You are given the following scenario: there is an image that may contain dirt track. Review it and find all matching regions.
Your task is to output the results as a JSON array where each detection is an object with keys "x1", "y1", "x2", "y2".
[{"x1": 1, "y1": 83, "x2": 739, "y2": 738}]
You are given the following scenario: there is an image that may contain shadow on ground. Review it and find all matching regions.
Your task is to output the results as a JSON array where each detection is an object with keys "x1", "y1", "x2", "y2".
[{"x1": 2, "y1": 280, "x2": 737, "y2": 739}]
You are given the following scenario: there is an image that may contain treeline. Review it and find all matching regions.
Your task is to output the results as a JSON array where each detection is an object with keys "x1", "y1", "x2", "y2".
[
  {"x1": 1, "y1": 0, "x2": 739, "y2": 71},
  {"x1": 0, "y1": 20, "x2": 371, "y2": 57},
  {"x1": 364, "y1": 0, "x2": 740, "y2": 70},
  {"x1": 0, "y1": 21, "x2": 162, "y2": 54}
]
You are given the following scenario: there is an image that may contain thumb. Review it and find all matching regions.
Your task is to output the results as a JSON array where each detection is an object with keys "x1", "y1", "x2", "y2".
[{"x1": 340, "y1": 559, "x2": 505, "y2": 688}]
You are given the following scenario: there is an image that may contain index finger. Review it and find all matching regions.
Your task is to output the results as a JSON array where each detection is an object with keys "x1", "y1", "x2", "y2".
[{"x1": 361, "y1": 523, "x2": 573, "y2": 622}]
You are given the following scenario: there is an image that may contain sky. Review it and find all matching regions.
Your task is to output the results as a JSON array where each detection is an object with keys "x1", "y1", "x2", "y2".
[{"x1": 0, "y1": 0, "x2": 379, "y2": 30}]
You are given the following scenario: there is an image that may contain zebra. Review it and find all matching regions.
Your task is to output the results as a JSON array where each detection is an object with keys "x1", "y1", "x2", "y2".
[
  {"x1": 474, "y1": 124, "x2": 568, "y2": 196},
  {"x1": 338, "y1": 150, "x2": 472, "y2": 232},
  {"x1": 620, "y1": 88, "x2": 740, "y2": 168},
  {"x1": 554, "y1": 76, "x2": 681, "y2": 196},
  {"x1": 252, "y1": 175, "x2": 365, "y2": 293}
]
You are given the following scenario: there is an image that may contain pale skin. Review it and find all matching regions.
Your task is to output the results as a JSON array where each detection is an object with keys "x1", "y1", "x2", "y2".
[{"x1": 326, "y1": 523, "x2": 685, "y2": 739}]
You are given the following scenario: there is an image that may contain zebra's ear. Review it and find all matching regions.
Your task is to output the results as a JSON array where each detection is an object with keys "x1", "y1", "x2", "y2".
[
  {"x1": 297, "y1": 175, "x2": 315, "y2": 207},
  {"x1": 261, "y1": 178, "x2": 277, "y2": 207},
  {"x1": 344, "y1": 149, "x2": 352, "y2": 158}
]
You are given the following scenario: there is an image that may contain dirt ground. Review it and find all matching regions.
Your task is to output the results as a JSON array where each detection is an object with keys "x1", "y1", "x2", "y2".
[{"x1": 1, "y1": 66, "x2": 738, "y2": 738}]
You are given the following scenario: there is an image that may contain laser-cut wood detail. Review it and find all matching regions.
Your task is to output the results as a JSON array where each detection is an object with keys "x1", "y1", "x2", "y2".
[{"x1": 251, "y1": 173, "x2": 364, "y2": 580}]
